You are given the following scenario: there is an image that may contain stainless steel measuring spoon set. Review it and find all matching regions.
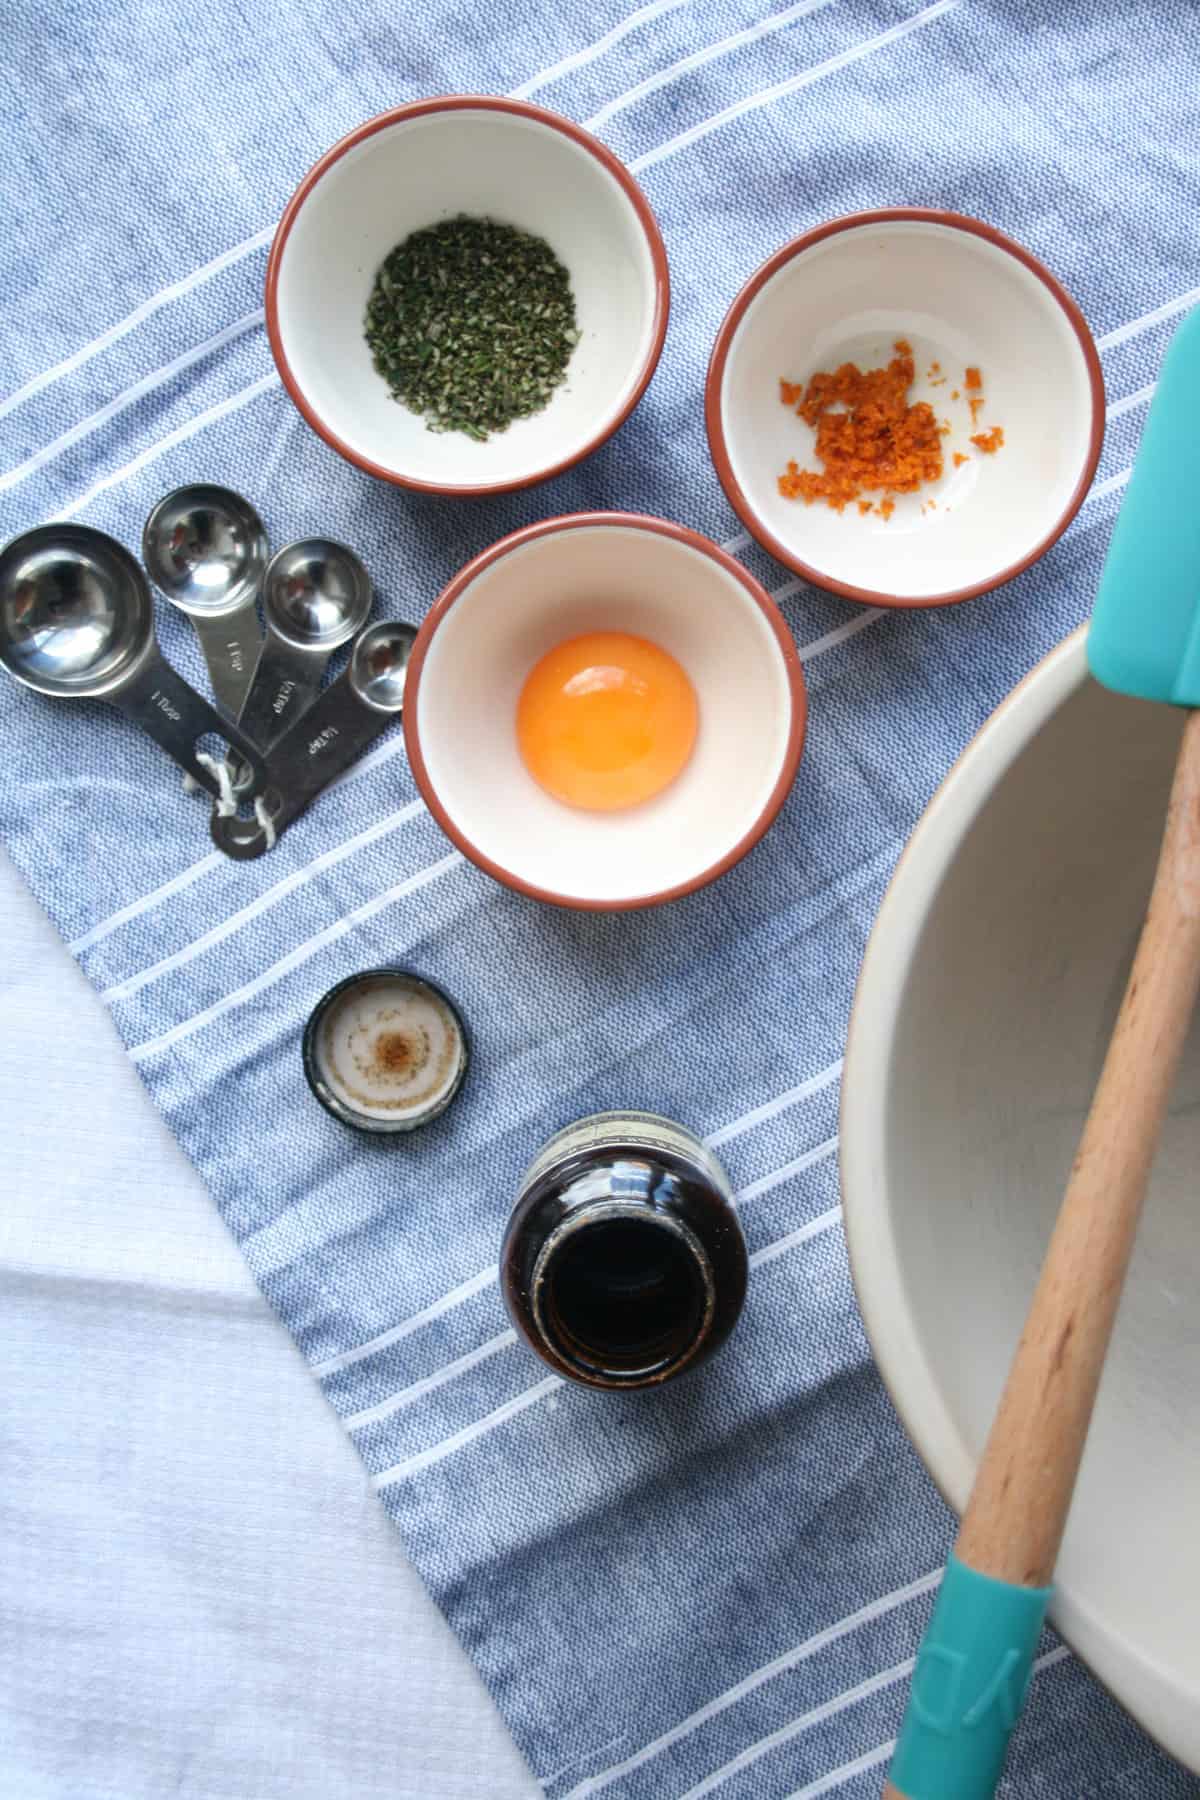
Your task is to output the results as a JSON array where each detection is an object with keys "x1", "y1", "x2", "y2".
[{"x1": 0, "y1": 486, "x2": 415, "y2": 860}]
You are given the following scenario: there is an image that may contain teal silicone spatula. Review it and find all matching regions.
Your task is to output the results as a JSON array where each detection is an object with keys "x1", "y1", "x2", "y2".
[{"x1": 883, "y1": 303, "x2": 1200, "y2": 1800}]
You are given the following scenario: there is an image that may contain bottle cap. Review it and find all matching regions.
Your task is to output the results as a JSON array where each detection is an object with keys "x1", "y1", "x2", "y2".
[{"x1": 302, "y1": 968, "x2": 468, "y2": 1134}]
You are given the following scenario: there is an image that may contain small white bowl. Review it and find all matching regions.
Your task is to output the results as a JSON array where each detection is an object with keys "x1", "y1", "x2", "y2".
[
  {"x1": 403, "y1": 513, "x2": 806, "y2": 909},
  {"x1": 707, "y1": 210, "x2": 1104, "y2": 607},
  {"x1": 267, "y1": 96, "x2": 669, "y2": 496},
  {"x1": 841, "y1": 629, "x2": 1199, "y2": 1770}
]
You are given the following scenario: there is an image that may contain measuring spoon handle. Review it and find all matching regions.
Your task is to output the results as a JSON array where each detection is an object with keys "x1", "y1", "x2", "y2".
[
  {"x1": 236, "y1": 638, "x2": 324, "y2": 751},
  {"x1": 189, "y1": 604, "x2": 263, "y2": 719},
  {"x1": 211, "y1": 676, "x2": 398, "y2": 858},
  {"x1": 113, "y1": 655, "x2": 268, "y2": 798}
]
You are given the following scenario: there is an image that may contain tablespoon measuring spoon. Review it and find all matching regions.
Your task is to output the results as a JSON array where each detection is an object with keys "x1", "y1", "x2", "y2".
[
  {"x1": 235, "y1": 538, "x2": 372, "y2": 754},
  {"x1": 0, "y1": 525, "x2": 268, "y2": 800},
  {"x1": 142, "y1": 484, "x2": 267, "y2": 718},
  {"x1": 211, "y1": 620, "x2": 416, "y2": 858}
]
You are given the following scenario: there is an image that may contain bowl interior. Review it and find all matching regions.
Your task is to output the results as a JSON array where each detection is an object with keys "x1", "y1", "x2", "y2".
[
  {"x1": 412, "y1": 524, "x2": 797, "y2": 905},
  {"x1": 274, "y1": 106, "x2": 660, "y2": 490},
  {"x1": 845, "y1": 638, "x2": 1199, "y2": 1767},
  {"x1": 718, "y1": 220, "x2": 1096, "y2": 600}
]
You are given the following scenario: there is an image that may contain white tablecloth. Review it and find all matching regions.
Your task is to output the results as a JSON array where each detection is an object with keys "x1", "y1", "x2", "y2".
[{"x1": 0, "y1": 846, "x2": 541, "y2": 1800}]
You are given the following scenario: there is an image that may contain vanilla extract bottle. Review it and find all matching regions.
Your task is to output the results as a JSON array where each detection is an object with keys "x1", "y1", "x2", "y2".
[{"x1": 501, "y1": 1112, "x2": 748, "y2": 1390}]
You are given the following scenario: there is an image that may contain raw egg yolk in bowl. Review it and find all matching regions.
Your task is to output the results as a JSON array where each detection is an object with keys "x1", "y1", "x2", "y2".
[{"x1": 517, "y1": 631, "x2": 698, "y2": 812}]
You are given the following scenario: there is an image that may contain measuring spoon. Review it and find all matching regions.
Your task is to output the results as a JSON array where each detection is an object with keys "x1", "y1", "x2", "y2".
[
  {"x1": 0, "y1": 525, "x2": 268, "y2": 800},
  {"x1": 142, "y1": 484, "x2": 267, "y2": 718},
  {"x1": 211, "y1": 620, "x2": 416, "y2": 858},
  {"x1": 236, "y1": 538, "x2": 372, "y2": 753}
]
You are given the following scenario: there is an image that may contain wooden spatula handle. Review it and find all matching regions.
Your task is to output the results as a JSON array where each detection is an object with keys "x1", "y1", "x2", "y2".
[
  {"x1": 884, "y1": 706, "x2": 1200, "y2": 1800},
  {"x1": 956, "y1": 705, "x2": 1200, "y2": 1587}
]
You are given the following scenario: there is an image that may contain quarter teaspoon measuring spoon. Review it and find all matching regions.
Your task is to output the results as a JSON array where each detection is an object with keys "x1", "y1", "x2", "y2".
[
  {"x1": 0, "y1": 524, "x2": 268, "y2": 800},
  {"x1": 211, "y1": 620, "x2": 416, "y2": 858}
]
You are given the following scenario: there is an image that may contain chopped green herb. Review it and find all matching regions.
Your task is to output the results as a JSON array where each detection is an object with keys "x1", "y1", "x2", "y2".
[{"x1": 364, "y1": 214, "x2": 580, "y2": 441}]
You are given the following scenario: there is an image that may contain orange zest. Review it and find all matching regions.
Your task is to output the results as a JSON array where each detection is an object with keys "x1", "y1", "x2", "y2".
[
  {"x1": 776, "y1": 340, "x2": 943, "y2": 513},
  {"x1": 970, "y1": 426, "x2": 1005, "y2": 454}
]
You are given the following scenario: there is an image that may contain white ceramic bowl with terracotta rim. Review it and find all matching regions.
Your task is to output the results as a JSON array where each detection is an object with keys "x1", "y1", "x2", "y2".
[
  {"x1": 403, "y1": 513, "x2": 806, "y2": 909},
  {"x1": 266, "y1": 96, "x2": 669, "y2": 497},
  {"x1": 706, "y1": 209, "x2": 1105, "y2": 608},
  {"x1": 840, "y1": 628, "x2": 1200, "y2": 1769}
]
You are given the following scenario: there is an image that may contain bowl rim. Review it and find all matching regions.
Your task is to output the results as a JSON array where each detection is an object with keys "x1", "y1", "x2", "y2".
[
  {"x1": 402, "y1": 510, "x2": 808, "y2": 910},
  {"x1": 840, "y1": 625, "x2": 1200, "y2": 1770},
  {"x1": 704, "y1": 207, "x2": 1106, "y2": 610},
  {"x1": 265, "y1": 94, "x2": 671, "y2": 498}
]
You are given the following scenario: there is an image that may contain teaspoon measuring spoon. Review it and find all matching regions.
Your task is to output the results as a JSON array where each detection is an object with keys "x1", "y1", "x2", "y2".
[
  {"x1": 0, "y1": 525, "x2": 268, "y2": 800},
  {"x1": 236, "y1": 538, "x2": 372, "y2": 753},
  {"x1": 142, "y1": 484, "x2": 267, "y2": 719},
  {"x1": 211, "y1": 619, "x2": 416, "y2": 858}
]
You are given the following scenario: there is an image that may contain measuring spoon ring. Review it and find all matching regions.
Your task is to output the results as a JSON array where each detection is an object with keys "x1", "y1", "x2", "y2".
[{"x1": 211, "y1": 620, "x2": 416, "y2": 858}]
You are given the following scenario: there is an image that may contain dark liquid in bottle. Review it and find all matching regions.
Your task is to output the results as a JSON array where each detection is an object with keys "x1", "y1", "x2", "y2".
[{"x1": 502, "y1": 1114, "x2": 748, "y2": 1389}]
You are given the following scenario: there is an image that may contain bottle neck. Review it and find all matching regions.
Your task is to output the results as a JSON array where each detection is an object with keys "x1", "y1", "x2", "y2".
[{"x1": 529, "y1": 1195, "x2": 716, "y2": 1386}]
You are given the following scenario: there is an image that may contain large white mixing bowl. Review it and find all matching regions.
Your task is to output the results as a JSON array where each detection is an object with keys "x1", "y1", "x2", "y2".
[{"x1": 841, "y1": 627, "x2": 1199, "y2": 1771}]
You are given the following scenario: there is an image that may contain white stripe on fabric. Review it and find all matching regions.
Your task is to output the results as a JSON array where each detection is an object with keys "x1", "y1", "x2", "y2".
[
  {"x1": 1088, "y1": 464, "x2": 1132, "y2": 506},
  {"x1": 780, "y1": 1646, "x2": 1072, "y2": 1800},
  {"x1": 510, "y1": 0, "x2": 688, "y2": 99},
  {"x1": 372, "y1": 1374, "x2": 563, "y2": 1489},
  {"x1": 706, "y1": 1058, "x2": 842, "y2": 1148},
  {"x1": 331, "y1": 727, "x2": 410, "y2": 790},
  {"x1": 749, "y1": 1203, "x2": 842, "y2": 1268},
  {"x1": 784, "y1": 1739, "x2": 896, "y2": 1800},
  {"x1": 316, "y1": 1064, "x2": 845, "y2": 1378},
  {"x1": 372, "y1": 1200, "x2": 845, "y2": 1488},
  {"x1": 0, "y1": 228, "x2": 273, "y2": 424},
  {"x1": 100, "y1": 798, "x2": 427, "y2": 1005},
  {"x1": 584, "y1": 0, "x2": 831, "y2": 130},
  {"x1": 562, "y1": 1569, "x2": 939, "y2": 1797},
  {"x1": 314, "y1": 1264, "x2": 500, "y2": 1378},
  {"x1": 628, "y1": 0, "x2": 958, "y2": 175},
  {"x1": 53, "y1": 372, "x2": 282, "y2": 521},
  {"x1": 73, "y1": 732, "x2": 415, "y2": 957},
  {"x1": 0, "y1": 310, "x2": 265, "y2": 495},
  {"x1": 678, "y1": 1657, "x2": 916, "y2": 1800},
  {"x1": 738, "y1": 1137, "x2": 839, "y2": 1205},
  {"x1": 69, "y1": 852, "x2": 224, "y2": 955},
  {"x1": 797, "y1": 610, "x2": 884, "y2": 663},
  {"x1": 1105, "y1": 380, "x2": 1156, "y2": 421},
  {"x1": 721, "y1": 530, "x2": 753, "y2": 554},
  {"x1": 346, "y1": 1330, "x2": 519, "y2": 1430},
  {"x1": 128, "y1": 848, "x2": 462, "y2": 1063},
  {"x1": 1096, "y1": 284, "x2": 1200, "y2": 353}
]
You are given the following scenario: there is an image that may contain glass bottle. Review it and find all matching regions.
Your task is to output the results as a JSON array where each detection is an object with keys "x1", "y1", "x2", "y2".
[{"x1": 501, "y1": 1111, "x2": 748, "y2": 1390}]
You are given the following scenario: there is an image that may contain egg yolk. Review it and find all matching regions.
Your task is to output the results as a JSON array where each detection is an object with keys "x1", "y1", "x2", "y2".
[{"x1": 517, "y1": 632, "x2": 698, "y2": 812}]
